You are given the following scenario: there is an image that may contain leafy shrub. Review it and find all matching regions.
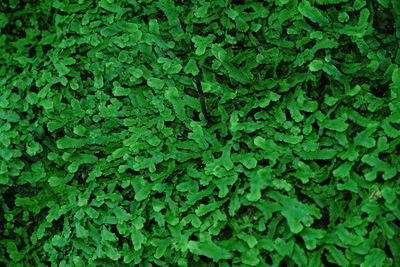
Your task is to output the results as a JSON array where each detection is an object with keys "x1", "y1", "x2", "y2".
[{"x1": 1, "y1": 0, "x2": 399, "y2": 266}]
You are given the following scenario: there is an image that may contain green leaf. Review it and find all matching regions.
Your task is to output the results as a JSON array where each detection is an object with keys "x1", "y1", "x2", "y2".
[
  {"x1": 274, "y1": 238, "x2": 294, "y2": 256},
  {"x1": 52, "y1": 235, "x2": 68, "y2": 248},
  {"x1": 211, "y1": 44, "x2": 228, "y2": 62},
  {"x1": 322, "y1": 116, "x2": 349, "y2": 132},
  {"x1": 335, "y1": 226, "x2": 364, "y2": 246},
  {"x1": 299, "y1": 1, "x2": 331, "y2": 26},
  {"x1": 326, "y1": 245, "x2": 350, "y2": 266},
  {"x1": 0, "y1": 12, "x2": 9, "y2": 29},
  {"x1": 192, "y1": 34, "x2": 216, "y2": 56},
  {"x1": 269, "y1": 191, "x2": 320, "y2": 233},
  {"x1": 301, "y1": 228, "x2": 326, "y2": 250},
  {"x1": 354, "y1": 0, "x2": 366, "y2": 10},
  {"x1": 73, "y1": 125, "x2": 87, "y2": 136},
  {"x1": 309, "y1": 60, "x2": 324, "y2": 72},
  {"x1": 75, "y1": 223, "x2": 89, "y2": 238},
  {"x1": 354, "y1": 126, "x2": 377, "y2": 148},
  {"x1": 5, "y1": 240, "x2": 24, "y2": 261},
  {"x1": 195, "y1": 201, "x2": 221, "y2": 216},
  {"x1": 237, "y1": 232, "x2": 258, "y2": 248},
  {"x1": 131, "y1": 227, "x2": 146, "y2": 251},
  {"x1": 361, "y1": 248, "x2": 386, "y2": 267},
  {"x1": 239, "y1": 155, "x2": 257, "y2": 169},
  {"x1": 112, "y1": 84, "x2": 130, "y2": 96},
  {"x1": 165, "y1": 86, "x2": 187, "y2": 121},
  {"x1": 333, "y1": 162, "x2": 354, "y2": 178},
  {"x1": 101, "y1": 226, "x2": 118, "y2": 242},
  {"x1": 147, "y1": 78, "x2": 165, "y2": 90},
  {"x1": 183, "y1": 58, "x2": 199, "y2": 76},
  {"x1": 187, "y1": 240, "x2": 232, "y2": 261},
  {"x1": 98, "y1": 0, "x2": 126, "y2": 13},
  {"x1": 56, "y1": 136, "x2": 84, "y2": 149},
  {"x1": 381, "y1": 186, "x2": 396, "y2": 203},
  {"x1": 247, "y1": 167, "x2": 272, "y2": 202},
  {"x1": 48, "y1": 176, "x2": 64, "y2": 187},
  {"x1": 188, "y1": 121, "x2": 208, "y2": 149},
  {"x1": 241, "y1": 248, "x2": 260, "y2": 266},
  {"x1": 54, "y1": 62, "x2": 70, "y2": 76},
  {"x1": 297, "y1": 149, "x2": 337, "y2": 160},
  {"x1": 316, "y1": 0, "x2": 348, "y2": 4}
]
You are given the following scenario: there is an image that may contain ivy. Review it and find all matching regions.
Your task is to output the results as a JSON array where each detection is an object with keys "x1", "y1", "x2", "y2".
[{"x1": 1, "y1": 0, "x2": 399, "y2": 266}]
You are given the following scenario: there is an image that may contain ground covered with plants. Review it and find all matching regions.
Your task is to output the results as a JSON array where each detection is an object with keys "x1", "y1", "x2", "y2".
[{"x1": 1, "y1": 0, "x2": 400, "y2": 266}]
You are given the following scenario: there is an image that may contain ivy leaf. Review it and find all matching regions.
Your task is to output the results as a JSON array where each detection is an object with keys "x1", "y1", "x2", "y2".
[
  {"x1": 75, "y1": 223, "x2": 89, "y2": 239},
  {"x1": 237, "y1": 232, "x2": 258, "y2": 248},
  {"x1": 322, "y1": 116, "x2": 349, "y2": 132},
  {"x1": 335, "y1": 226, "x2": 364, "y2": 246},
  {"x1": 187, "y1": 240, "x2": 232, "y2": 261},
  {"x1": 247, "y1": 167, "x2": 272, "y2": 202},
  {"x1": 326, "y1": 245, "x2": 350, "y2": 266},
  {"x1": 360, "y1": 248, "x2": 386, "y2": 267},
  {"x1": 333, "y1": 162, "x2": 354, "y2": 178},
  {"x1": 381, "y1": 186, "x2": 396, "y2": 203},
  {"x1": 299, "y1": 1, "x2": 331, "y2": 26},
  {"x1": 309, "y1": 60, "x2": 324, "y2": 72},
  {"x1": 269, "y1": 191, "x2": 320, "y2": 233},
  {"x1": 301, "y1": 228, "x2": 326, "y2": 250},
  {"x1": 183, "y1": 58, "x2": 199, "y2": 76},
  {"x1": 188, "y1": 121, "x2": 208, "y2": 149},
  {"x1": 56, "y1": 136, "x2": 85, "y2": 149},
  {"x1": 241, "y1": 248, "x2": 260, "y2": 266},
  {"x1": 165, "y1": 86, "x2": 187, "y2": 121},
  {"x1": 101, "y1": 226, "x2": 118, "y2": 242},
  {"x1": 192, "y1": 34, "x2": 216, "y2": 56},
  {"x1": 147, "y1": 78, "x2": 165, "y2": 90},
  {"x1": 239, "y1": 154, "x2": 258, "y2": 169}
]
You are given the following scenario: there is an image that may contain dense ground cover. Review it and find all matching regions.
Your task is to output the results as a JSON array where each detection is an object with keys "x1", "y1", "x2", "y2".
[{"x1": 1, "y1": 0, "x2": 400, "y2": 266}]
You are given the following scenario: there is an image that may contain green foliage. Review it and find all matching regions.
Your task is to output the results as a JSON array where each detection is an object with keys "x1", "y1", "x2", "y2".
[{"x1": 1, "y1": 0, "x2": 399, "y2": 266}]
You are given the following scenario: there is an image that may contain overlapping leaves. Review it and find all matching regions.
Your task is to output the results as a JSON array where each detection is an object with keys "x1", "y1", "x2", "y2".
[{"x1": 1, "y1": 0, "x2": 399, "y2": 266}]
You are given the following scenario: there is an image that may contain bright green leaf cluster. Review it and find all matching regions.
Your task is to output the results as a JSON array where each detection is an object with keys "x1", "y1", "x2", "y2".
[{"x1": 1, "y1": 0, "x2": 399, "y2": 266}]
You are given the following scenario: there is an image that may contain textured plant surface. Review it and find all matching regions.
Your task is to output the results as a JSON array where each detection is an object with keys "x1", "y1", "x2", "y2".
[{"x1": 1, "y1": 0, "x2": 400, "y2": 266}]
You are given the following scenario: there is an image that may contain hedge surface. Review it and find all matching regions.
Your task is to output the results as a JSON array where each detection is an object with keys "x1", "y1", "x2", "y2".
[{"x1": 1, "y1": 0, "x2": 400, "y2": 266}]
